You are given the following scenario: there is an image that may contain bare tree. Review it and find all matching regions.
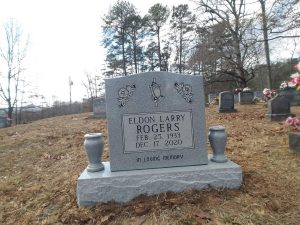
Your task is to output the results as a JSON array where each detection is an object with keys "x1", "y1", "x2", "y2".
[
  {"x1": 82, "y1": 71, "x2": 105, "y2": 102},
  {"x1": 258, "y1": 0, "x2": 300, "y2": 89},
  {"x1": 193, "y1": 0, "x2": 260, "y2": 87},
  {"x1": 0, "y1": 19, "x2": 28, "y2": 120},
  {"x1": 15, "y1": 79, "x2": 29, "y2": 124}
]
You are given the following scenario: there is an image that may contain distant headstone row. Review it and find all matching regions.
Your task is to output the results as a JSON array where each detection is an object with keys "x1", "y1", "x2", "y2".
[
  {"x1": 216, "y1": 90, "x2": 294, "y2": 122},
  {"x1": 208, "y1": 90, "x2": 258, "y2": 106},
  {"x1": 216, "y1": 90, "x2": 255, "y2": 113}
]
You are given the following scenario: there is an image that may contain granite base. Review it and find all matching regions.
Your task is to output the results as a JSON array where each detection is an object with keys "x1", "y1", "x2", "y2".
[
  {"x1": 218, "y1": 108, "x2": 237, "y2": 113},
  {"x1": 77, "y1": 158, "x2": 242, "y2": 207},
  {"x1": 265, "y1": 113, "x2": 295, "y2": 121}
]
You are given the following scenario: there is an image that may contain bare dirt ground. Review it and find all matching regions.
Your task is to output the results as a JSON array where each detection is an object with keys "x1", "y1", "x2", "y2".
[{"x1": 0, "y1": 104, "x2": 299, "y2": 225}]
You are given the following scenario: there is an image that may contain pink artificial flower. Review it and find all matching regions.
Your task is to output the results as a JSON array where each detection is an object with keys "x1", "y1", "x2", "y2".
[
  {"x1": 286, "y1": 117, "x2": 295, "y2": 126},
  {"x1": 288, "y1": 78, "x2": 297, "y2": 88},
  {"x1": 294, "y1": 118, "x2": 300, "y2": 126},
  {"x1": 263, "y1": 88, "x2": 270, "y2": 95},
  {"x1": 280, "y1": 81, "x2": 288, "y2": 89},
  {"x1": 290, "y1": 72, "x2": 299, "y2": 79},
  {"x1": 296, "y1": 76, "x2": 300, "y2": 86}
]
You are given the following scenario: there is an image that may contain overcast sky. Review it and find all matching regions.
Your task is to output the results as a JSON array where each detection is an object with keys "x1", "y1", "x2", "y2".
[
  {"x1": 0, "y1": 0, "x2": 298, "y2": 107},
  {"x1": 0, "y1": 0, "x2": 191, "y2": 107}
]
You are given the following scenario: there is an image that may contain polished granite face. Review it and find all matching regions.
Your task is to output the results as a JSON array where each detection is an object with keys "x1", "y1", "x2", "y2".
[
  {"x1": 219, "y1": 91, "x2": 236, "y2": 113},
  {"x1": 239, "y1": 91, "x2": 254, "y2": 104},
  {"x1": 93, "y1": 98, "x2": 106, "y2": 115},
  {"x1": 105, "y1": 72, "x2": 208, "y2": 171},
  {"x1": 266, "y1": 95, "x2": 295, "y2": 121}
]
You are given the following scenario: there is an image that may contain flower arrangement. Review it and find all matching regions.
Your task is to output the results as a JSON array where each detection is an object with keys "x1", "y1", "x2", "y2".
[
  {"x1": 262, "y1": 88, "x2": 277, "y2": 101},
  {"x1": 234, "y1": 88, "x2": 242, "y2": 94},
  {"x1": 234, "y1": 87, "x2": 251, "y2": 94},
  {"x1": 280, "y1": 62, "x2": 300, "y2": 90},
  {"x1": 243, "y1": 87, "x2": 251, "y2": 92},
  {"x1": 286, "y1": 116, "x2": 300, "y2": 132}
]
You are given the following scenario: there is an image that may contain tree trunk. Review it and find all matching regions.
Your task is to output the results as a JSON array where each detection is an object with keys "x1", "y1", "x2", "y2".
[
  {"x1": 133, "y1": 36, "x2": 138, "y2": 74},
  {"x1": 260, "y1": 0, "x2": 272, "y2": 89},
  {"x1": 157, "y1": 28, "x2": 162, "y2": 71},
  {"x1": 179, "y1": 29, "x2": 183, "y2": 74},
  {"x1": 121, "y1": 29, "x2": 127, "y2": 76},
  {"x1": 8, "y1": 104, "x2": 13, "y2": 121},
  {"x1": 234, "y1": 38, "x2": 246, "y2": 87}
]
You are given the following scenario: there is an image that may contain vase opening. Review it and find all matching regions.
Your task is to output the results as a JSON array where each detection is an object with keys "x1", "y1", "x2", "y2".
[
  {"x1": 209, "y1": 125, "x2": 225, "y2": 131},
  {"x1": 84, "y1": 133, "x2": 102, "y2": 139}
]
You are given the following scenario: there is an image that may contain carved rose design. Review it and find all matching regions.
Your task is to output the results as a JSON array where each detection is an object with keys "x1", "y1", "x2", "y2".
[
  {"x1": 118, "y1": 84, "x2": 136, "y2": 107},
  {"x1": 175, "y1": 82, "x2": 193, "y2": 103},
  {"x1": 119, "y1": 88, "x2": 129, "y2": 98}
]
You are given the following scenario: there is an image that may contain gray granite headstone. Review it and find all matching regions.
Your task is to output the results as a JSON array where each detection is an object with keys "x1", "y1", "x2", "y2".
[
  {"x1": 0, "y1": 117, "x2": 7, "y2": 128},
  {"x1": 208, "y1": 93, "x2": 217, "y2": 104},
  {"x1": 105, "y1": 72, "x2": 208, "y2": 172},
  {"x1": 92, "y1": 98, "x2": 106, "y2": 117},
  {"x1": 77, "y1": 72, "x2": 243, "y2": 206},
  {"x1": 279, "y1": 89, "x2": 300, "y2": 106},
  {"x1": 234, "y1": 94, "x2": 239, "y2": 103},
  {"x1": 218, "y1": 91, "x2": 237, "y2": 113},
  {"x1": 293, "y1": 94, "x2": 300, "y2": 106},
  {"x1": 239, "y1": 91, "x2": 254, "y2": 105},
  {"x1": 254, "y1": 91, "x2": 263, "y2": 99},
  {"x1": 265, "y1": 95, "x2": 295, "y2": 121}
]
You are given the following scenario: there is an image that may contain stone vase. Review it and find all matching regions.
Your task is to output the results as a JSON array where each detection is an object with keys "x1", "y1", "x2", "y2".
[
  {"x1": 288, "y1": 132, "x2": 300, "y2": 155},
  {"x1": 84, "y1": 133, "x2": 104, "y2": 172},
  {"x1": 208, "y1": 126, "x2": 228, "y2": 163}
]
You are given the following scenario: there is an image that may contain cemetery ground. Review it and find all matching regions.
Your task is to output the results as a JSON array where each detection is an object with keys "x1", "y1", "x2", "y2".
[{"x1": 0, "y1": 105, "x2": 299, "y2": 225}]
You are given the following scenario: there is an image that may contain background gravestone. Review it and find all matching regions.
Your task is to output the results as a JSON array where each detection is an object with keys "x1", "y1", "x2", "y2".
[
  {"x1": 105, "y1": 72, "x2": 208, "y2": 171},
  {"x1": 0, "y1": 117, "x2": 7, "y2": 128},
  {"x1": 219, "y1": 91, "x2": 237, "y2": 113},
  {"x1": 279, "y1": 89, "x2": 300, "y2": 106},
  {"x1": 0, "y1": 109, "x2": 8, "y2": 128},
  {"x1": 265, "y1": 95, "x2": 295, "y2": 121},
  {"x1": 92, "y1": 98, "x2": 106, "y2": 118},
  {"x1": 254, "y1": 91, "x2": 263, "y2": 99},
  {"x1": 239, "y1": 91, "x2": 254, "y2": 105},
  {"x1": 208, "y1": 93, "x2": 217, "y2": 104},
  {"x1": 234, "y1": 94, "x2": 239, "y2": 103}
]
